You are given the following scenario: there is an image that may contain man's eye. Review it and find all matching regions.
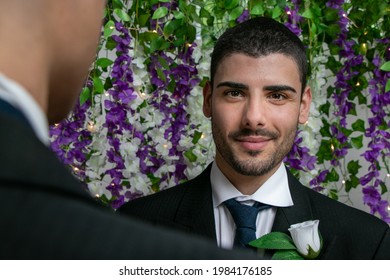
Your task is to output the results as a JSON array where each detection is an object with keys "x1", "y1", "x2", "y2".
[
  {"x1": 269, "y1": 92, "x2": 286, "y2": 100},
  {"x1": 225, "y1": 90, "x2": 243, "y2": 98}
]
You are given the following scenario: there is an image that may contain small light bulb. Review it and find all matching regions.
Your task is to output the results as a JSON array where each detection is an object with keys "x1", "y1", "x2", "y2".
[
  {"x1": 87, "y1": 121, "x2": 96, "y2": 132},
  {"x1": 286, "y1": 11, "x2": 291, "y2": 15}
]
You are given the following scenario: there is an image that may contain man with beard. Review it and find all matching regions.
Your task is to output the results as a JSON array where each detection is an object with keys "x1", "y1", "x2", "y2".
[{"x1": 119, "y1": 16, "x2": 390, "y2": 259}]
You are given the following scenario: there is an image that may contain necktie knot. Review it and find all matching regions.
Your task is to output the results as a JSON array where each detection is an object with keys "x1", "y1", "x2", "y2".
[{"x1": 223, "y1": 198, "x2": 271, "y2": 248}]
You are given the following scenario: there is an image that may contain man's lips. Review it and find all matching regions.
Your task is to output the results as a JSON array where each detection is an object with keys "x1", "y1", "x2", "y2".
[{"x1": 235, "y1": 136, "x2": 272, "y2": 150}]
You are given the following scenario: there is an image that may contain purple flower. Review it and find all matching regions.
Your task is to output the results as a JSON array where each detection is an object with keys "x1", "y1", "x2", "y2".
[{"x1": 236, "y1": 9, "x2": 249, "y2": 23}]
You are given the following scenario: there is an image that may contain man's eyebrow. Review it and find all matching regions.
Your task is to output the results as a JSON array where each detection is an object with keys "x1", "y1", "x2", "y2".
[
  {"x1": 216, "y1": 81, "x2": 249, "y2": 90},
  {"x1": 264, "y1": 85, "x2": 297, "y2": 94}
]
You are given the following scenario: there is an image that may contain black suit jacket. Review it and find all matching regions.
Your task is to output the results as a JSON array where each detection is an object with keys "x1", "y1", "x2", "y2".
[
  {"x1": 0, "y1": 104, "x2": 256, "y2": 260},
  {"x1": 120, "y1": 164, "x2": 390, "y2": 259}
]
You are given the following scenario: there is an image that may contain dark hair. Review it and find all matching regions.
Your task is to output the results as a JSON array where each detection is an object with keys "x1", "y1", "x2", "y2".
[{"x1": 210, "y1": 17, "x2": 308, "y2": 93}]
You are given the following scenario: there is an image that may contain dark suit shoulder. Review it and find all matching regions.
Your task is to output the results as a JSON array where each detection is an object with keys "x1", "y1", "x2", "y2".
[
  {"x1": 294, "y1": 181, "x2": 390, "y2": 259},
  {"x1": 118, "y1": 178, "x2": 195, "y2": 222}
]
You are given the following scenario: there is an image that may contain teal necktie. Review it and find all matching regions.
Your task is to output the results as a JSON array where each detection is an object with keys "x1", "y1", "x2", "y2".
[{"x1": 224, "y1": 198, "x2": 271, "y2": 248}]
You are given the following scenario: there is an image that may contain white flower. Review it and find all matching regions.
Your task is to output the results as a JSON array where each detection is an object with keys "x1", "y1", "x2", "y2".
[{"x1": 288, "y1": 220, "x2": 322, "y2": 259}]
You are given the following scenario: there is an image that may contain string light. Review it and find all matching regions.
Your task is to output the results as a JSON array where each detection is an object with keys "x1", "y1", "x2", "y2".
[
  {"x1": 286, "y1": 10, "x2": 291, "y2": 15},
  {"x1": 139, "y1": 91, "x2": 148, "y2": 99},
  {"x1": 87, "y1": 121, "x2": 97, "y2": 133},
  {"x1": 73, "y1": 167, "x2": 80, "y2": 173},
  {"x1": 330, "y1": 144, "x2": 335, "y2": 152},
  {"x1": 356, "y1": 81, "x2": 360, "y2": 86}
]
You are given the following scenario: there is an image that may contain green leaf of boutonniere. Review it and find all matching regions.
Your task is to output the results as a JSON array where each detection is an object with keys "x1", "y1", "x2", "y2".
[
  {"x1": 272, "y1": 250, "x2": 304, "y2": 260},
  {"x1": 249, "y1": 232, "x2": 296, "y2": 250}
]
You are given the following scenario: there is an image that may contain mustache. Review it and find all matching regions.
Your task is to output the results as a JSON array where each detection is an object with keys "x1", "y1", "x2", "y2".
[{"x1": 229, "y1": 128, "x2": 279, "y2": 139}]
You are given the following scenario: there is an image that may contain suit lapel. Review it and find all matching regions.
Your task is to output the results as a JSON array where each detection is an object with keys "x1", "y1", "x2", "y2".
[
  {"x1": 174, "y1": 164, "x2": 217, "y2": 241},
  {"x1": 271, "y1": 167, "x2": 340, "y2": 259},
  {"x1": 272, "y1": 168, "x2": 315, "y2": 233}
]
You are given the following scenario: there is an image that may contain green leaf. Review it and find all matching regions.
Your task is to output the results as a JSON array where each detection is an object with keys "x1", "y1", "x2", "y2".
[
  {"x1": 249, "y1": 232, "x2": 296, "y2": 250},
  {"x1": 351, "y1": 135, "x2": 363, "y2": 149},
  {"x1": 380, "y1": 61, "x2": 390, "y2": 71},
  {"x1": 152, "y1": 6, "x2": 168, "y2": 19},
  {"x1": 345, "y1": 175, "x2": 359, "y2": 192},
  {"x1": 302, "y1": 8, "x2": 314, "y2": 19},
  {"x1": 138, "y1": 14, "x2": 151, "y2": 27},
  {"x1": 192, "y1": 131, "x2": 203, "y2": 144},
  {"x1": 157, "y1": 56, "x2": 170, "y2": 70},
  {"x1": 385, "y1": 80, "x2": 390, "y2": 93},
  {"x1": 250, "y1": 3, "x2": 264, "y2": 16},
  {"x1": 272, "y1": 250, "x2": 304, "y2": 260},
  {"x1": 184, "y1": 149, "x2": 197, "y2": 162},
  {"x1": 224, "y1": 0, "x2": 239, "y2": 10},
  {"x1": 329, "y1": 189, "x2": 338, "y2": 200},
  {"x1": 380, "y1": 182, "x2": 388, "y2": 195},
  {"x1": 79, "y1": 87, "x2": 91, "y2": 105},
  {"x1": 164, "y1": 19, "x2": 181, "y2": 36},
  {"x1": 229, "y1": 6, "x2": 244, "y2": 21},
  {"x1": 351, "y1": 119, "x2": 365, "y2": 133},
  {"x1": 114, "y1": 8, "x2": 131, "y2": 22},
  {"x1": 319, "y1": 101, "x2": 330, "y2": 115},
  {"x1": 271, "y1": 6, "x2": 282, "y2": 19},
  {"x1": 327, "y1": 168, "x2": 339, "y2": 182},
  {"x1": 96, "y1": 58, "x2": 113, "y2": 69},
  {"x1": 111, "y1": 0, "x2": 124, "y2": 9},
  {"x1": 347, "y1": 160, "x2": 361, "y2": 175},
  {"x1": 156, "y1": 67, "x2": 166, "y2": 82},
  {"x1": 104, "y1": 20, "x2": 115, "y2": 38},
  {"x1": 92, "y1": 77, "x2": 104, "y2": 94}
]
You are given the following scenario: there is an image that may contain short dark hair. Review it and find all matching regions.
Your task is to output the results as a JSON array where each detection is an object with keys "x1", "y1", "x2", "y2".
[{"x1": 210, "y1": 16, "x2": 308, "y2": 93}]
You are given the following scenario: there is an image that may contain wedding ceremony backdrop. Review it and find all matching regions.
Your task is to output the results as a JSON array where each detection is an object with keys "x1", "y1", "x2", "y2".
[{"x1": 49, "y1": 0, "x2": 390, "y2": 222}]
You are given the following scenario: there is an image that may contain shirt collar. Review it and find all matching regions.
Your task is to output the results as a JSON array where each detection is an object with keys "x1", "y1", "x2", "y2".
[
  {"x1": 211, "y1": 161, "x2": 293, "y2": 208},
  {"x1": 0, "y1": 73, "x2": 49, "y2": 145}
]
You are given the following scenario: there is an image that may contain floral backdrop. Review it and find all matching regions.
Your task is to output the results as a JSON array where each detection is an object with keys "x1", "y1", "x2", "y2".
[{"x1": 50, "y1": 0, "x2": 390, "y2": 222}]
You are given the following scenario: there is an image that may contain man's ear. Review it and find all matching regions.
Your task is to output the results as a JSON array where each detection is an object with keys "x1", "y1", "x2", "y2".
[
  {"x1": 298, "y1": 86, "x2": 312, "y2": 125},
  {"x1": 203, "y1": 80, "x2": 212, "y2": 118}
]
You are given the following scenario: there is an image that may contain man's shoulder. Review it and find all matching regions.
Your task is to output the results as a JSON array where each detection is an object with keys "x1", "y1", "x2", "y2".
[{"x1": 294, "y1": 178, "x2": 389, "y2": 229}]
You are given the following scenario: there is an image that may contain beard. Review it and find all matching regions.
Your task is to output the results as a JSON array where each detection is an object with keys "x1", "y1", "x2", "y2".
[{"x1": 211, "y1": 120, "x2": 297, "y2": 176}]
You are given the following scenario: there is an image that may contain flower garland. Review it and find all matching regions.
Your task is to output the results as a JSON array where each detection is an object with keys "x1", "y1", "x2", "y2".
[
  {"x1": 49, "y1": 0, "x2": 389, "y2": 222},
  {"x1": 360, "y1": 41, "x2": 390, "y2": 222}
]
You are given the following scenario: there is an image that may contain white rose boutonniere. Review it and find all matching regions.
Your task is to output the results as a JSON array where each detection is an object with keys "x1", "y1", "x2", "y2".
[
  {"x1": 249, "y1": 220, "x2": 323, "y2": 260},
  {"x1": 288, "y1": 220, "x2": 322, "y2": 259}
]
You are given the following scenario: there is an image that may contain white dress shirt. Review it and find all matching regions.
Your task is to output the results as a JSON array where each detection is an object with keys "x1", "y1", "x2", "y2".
[
  {"x1": 0, "y1": 73, "x2": 49, "y2": 145},
  {"x1": 211, "y1": 161, "x2": 294, "y2": 249}
]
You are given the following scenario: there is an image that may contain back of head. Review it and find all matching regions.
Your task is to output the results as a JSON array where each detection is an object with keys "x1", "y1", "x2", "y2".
[{"x1": 210, "y1": 16, "x2": 308, "y2": 92}]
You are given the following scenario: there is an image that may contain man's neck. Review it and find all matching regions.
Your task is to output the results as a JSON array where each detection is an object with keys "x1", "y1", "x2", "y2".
[{"x1": 214, "y1": 155, "x2": 282, "y2": 195}]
